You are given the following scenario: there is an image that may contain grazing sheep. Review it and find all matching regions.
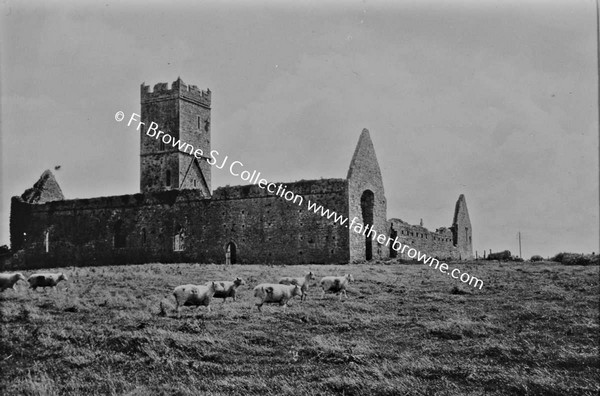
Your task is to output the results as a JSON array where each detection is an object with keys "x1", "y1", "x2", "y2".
[
  {"x1": 278, "y1": 271, "x2": 316, "y2": 301},
  {"x1": 253, "y1": 283, "x2": 303, "y2": 312},
  {"x1": 211, "y1": 277, "x2": 246, "y2": 303},
  {"x1": 0, "y1": 272, "x2": 26, "y2": 292},
  {"x1": 319, "y1": 274, "x2": 354, "y2": 300},
  {"x1": 27, "y1": 272, "x2": 68, "y2": 291},
  {"x1": 173, "y1": 281, "x2": 224, "y2": 317}
]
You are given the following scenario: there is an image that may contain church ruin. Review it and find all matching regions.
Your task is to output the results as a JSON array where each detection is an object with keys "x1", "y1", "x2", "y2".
[{"x1": 8, "y1": 78, "x2": 473, "y2": 268}]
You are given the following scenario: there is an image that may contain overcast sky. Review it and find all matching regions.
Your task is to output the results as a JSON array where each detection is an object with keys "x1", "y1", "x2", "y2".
[{"x1": 1, "y1": 0, "x2": 598, "y2": 258}]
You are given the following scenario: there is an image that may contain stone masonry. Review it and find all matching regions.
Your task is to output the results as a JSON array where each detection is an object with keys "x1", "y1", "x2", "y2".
[
  {"x1": 7, "y1": 78, "x2": 473, "y2": 269},
  {"x1": 389, "y1": 194, "x2": 473, "y2": 261}
]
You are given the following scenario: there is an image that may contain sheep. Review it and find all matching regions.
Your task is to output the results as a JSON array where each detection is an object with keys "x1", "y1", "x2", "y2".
[
  {"x1": 278, "y1": 271, "x2": 316, "y2": 301},
  {"x1": 173, "y1": 281, "x2": 225, "y2": 317},
  {"x1": 319, "y1": 274, "x2": 354, "y2": 300},
  {"x1": 210, "y1": 277, "x2": 246, "y2": 303},
  {"x1": 0, "y1": 272, "x2": 26, "y2": 292},
  {"x1": 253, "y1": 283, "x2": 303, "y2": 312},
  {"x1": 27, "y1": 272, "x2": 68, "y2": 291}
]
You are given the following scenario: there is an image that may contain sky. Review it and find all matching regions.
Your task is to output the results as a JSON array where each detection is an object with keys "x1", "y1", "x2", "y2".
[{"x1": 1, "y1": 0, "x2": 598, "y2": 259}]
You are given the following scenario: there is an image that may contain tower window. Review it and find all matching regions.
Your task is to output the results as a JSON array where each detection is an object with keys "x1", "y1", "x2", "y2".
[
  {"x1": 204, "y1": 118, "x2": 210, "y2": 132},
  {"x1": 166, "y1": 170, "x2": 171, "y2": 187},
  {"x1": 193, "y1": 179, "x2": 197, "y2": 188},
  {"x1": 198, "y1": 116, "x2": 201, "y2": 129}
]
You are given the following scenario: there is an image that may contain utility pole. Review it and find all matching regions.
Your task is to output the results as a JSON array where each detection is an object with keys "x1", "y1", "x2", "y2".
[
  {"x1": 597, "y1": 0, "x2": 600, "y2": 158},
  {"x1": 518, "y1": 231, "x2": 522, "y2": 259}
]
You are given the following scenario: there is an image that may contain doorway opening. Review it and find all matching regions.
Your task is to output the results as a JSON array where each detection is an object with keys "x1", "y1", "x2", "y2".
[
  {"x1": 225, "y1": 241, "x2": 237, "y2": 264},
  {"x1": 361, "y1": 190, "x2": 374, "y2": 260}
]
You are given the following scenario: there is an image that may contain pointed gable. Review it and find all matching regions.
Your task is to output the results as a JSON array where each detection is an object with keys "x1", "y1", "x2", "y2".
[
  {"x1": 452, "y1": 194, "x2": 470, "y2": 226},
  {"x1": 347, "y1": 128, "x2": 383, "y2": 183},
  {"x1": 346, "y1": 128, "x2": 388, "y2": 261},
  {"x1": 452, "y1": 194, "x2": 473, "y2": 259},
  {"x1": 21, "y1": 170, "x2": 65, "y2": 204}
]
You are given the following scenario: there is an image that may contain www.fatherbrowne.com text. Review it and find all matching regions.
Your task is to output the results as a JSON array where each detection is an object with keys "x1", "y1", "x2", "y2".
[{"x1": 116, "y1": 111, "x2": 484, "y2": 289}]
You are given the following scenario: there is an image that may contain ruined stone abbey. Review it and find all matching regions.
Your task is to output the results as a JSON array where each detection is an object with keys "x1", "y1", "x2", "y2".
[{"x1": 9, "y1": 78, "x2": 473, "y2": 268}]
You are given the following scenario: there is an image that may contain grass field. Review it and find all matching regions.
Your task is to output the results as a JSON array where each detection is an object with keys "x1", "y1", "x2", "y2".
[{"x1": 0, "y1": 261, "x2": 598, "y2": 395}]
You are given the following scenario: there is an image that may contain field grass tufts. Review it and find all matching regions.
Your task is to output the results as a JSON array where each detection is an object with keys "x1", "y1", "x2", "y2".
[{"x1": 0, "y1": 261, "x2": 598, "y2": 395}]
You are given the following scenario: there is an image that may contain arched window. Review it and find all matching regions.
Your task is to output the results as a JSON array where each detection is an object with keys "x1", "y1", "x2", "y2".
[
  {"x1": 166, "y1": 170, "x2": 171, "y2": 187},
  {"x1": 44, "y1": 229, "x2": 50, "y2": 253},
  {"x1": 173, "y1": 225, "x2": 185, "y2": 252}
]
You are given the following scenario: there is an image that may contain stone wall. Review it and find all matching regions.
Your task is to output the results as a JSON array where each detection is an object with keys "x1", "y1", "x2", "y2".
[
  {"x1": 388, "y1": 218, "x2": 461, "y2": 260},
  {"x1": 387, "y1": 194, "x2": 474, "y2": 261},
  {"x1": 8, "y1": 179, "x2": 349, "y2": 269},
  {"x1": 208, "y1": 179, "x2": 349, "y2": 265}
]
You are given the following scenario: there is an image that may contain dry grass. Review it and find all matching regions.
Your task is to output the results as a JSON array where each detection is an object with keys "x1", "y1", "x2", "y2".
[{"x1": 0, "y1": 261, "x2": 598, "y2": 395}]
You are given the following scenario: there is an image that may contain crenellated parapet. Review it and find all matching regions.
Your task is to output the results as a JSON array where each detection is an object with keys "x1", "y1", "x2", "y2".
[{"x1": 141, "y1": 77, "x2": 211, "y2": 108}]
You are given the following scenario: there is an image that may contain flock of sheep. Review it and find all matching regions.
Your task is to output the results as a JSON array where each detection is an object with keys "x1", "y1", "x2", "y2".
[
  {"x1": 0, "y1": 270, "x2": 355, "y2": 316},
  {"x1": 175, "y1": 271, "x2": 354, "y2": 316},
  {"x1": 0, "y1": 272, "x2": 67, "y2": 292}
]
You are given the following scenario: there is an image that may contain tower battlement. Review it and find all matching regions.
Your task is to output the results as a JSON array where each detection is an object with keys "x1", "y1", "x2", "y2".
[{"x1": 141, "y1": 78, "x2": 211, "y2": 108}]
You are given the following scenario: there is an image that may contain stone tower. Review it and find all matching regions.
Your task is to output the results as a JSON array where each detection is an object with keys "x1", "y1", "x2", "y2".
[
  {"x1": 140, "y1": 78, "x2": 212, "y2": 196},
  {"x1": 451, "y1": 194, "x2": 473, "y2": 259}
]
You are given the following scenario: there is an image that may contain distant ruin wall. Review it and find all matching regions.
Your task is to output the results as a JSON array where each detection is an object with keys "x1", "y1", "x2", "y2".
[
  {"x1": 388, "y1": 219, "x2": 461, "y2": 261},
  {"x1": 7, "y1": 179, "x2": 350, "y2": 270}
]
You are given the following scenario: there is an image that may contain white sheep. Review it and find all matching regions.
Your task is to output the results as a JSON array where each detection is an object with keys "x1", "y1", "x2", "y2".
[
  {"x1": 0, "y1": 272, "x2": 26, "y2": 292},
  {"x1": 173, "y1": 281, "x2": 225, "y2": 317},
  {"x1": 210, "y1": 277, "x2": 246, "y2": 303},
  {"x1": 319, "y1": 274, "x2": 354, "y2": 300},
  {"x1": 278, "y1": 271, "x2": 316, "y2": 301},
  {"x1": 27, "y1": 272, "x2": 68, "y2": 291},
  {"x1": 253, "y1": 283, "x2": 303, "y2": 312}
]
